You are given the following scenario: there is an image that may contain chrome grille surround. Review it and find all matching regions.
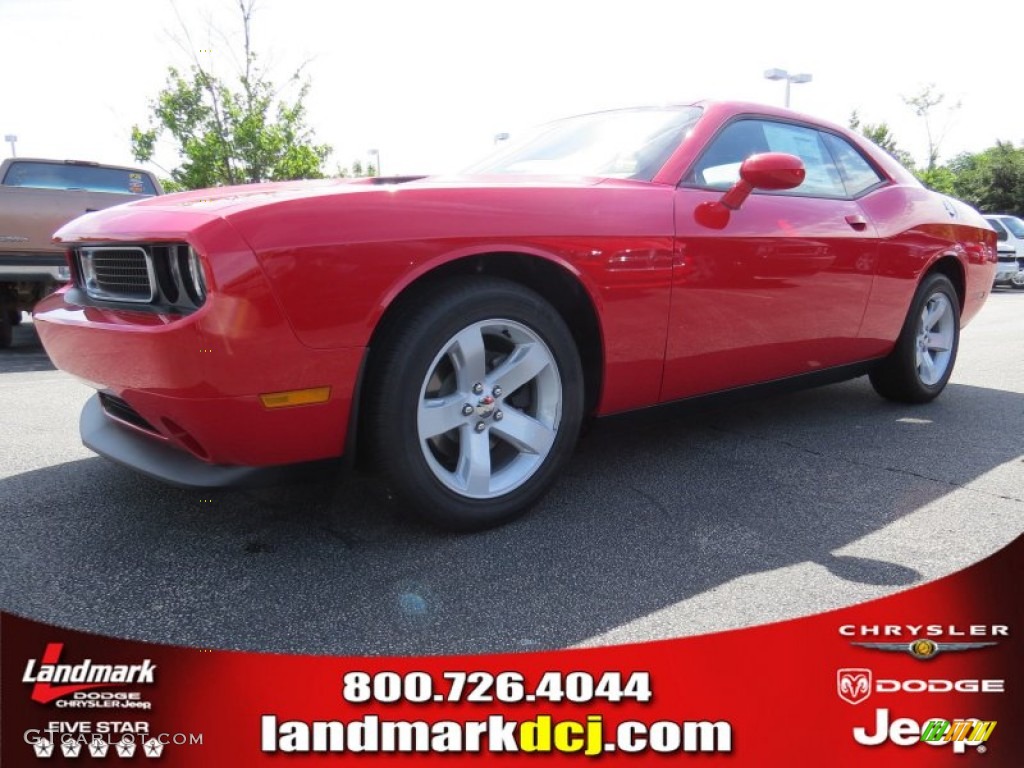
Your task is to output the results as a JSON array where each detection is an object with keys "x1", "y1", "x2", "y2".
[{"x1": 78, "y1": 246, "x2": 156, "y2": 303}]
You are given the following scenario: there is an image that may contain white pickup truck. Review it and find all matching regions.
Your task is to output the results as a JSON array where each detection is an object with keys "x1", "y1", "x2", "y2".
[
  {"x1": 984, "y1": 214, "x2": 1024, "y2": 289},
  {"x1": 0, "y1": 158, "x2": 162, "y2": 347}
]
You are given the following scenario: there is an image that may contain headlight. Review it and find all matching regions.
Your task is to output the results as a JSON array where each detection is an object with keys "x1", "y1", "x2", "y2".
[{"x1": 185, "y1": 247, "x2": 207, "y2": 304}]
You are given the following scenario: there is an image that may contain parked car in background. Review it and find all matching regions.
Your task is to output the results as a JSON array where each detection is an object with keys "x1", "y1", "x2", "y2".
[
  {"x1": 0, "y1": 158, "x2": 162, "y2": 347},
  {"x1": 994, "y1": 243, "x2": 1023, "y2": 288},
  {"x1": 34, "y1": 102, "x2": 996, "y2": 530},
  {"x1": 984, "y1": 214, "x2": 1024, "y2": 256},
  {"x1": 984, "y1": 215, "x2": 1024, "y2": 289}
]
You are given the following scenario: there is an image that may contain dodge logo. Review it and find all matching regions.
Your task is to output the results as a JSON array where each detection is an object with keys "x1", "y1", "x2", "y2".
[{"x1": 838, "y1": 668, "x2": 872, "y2": 705}]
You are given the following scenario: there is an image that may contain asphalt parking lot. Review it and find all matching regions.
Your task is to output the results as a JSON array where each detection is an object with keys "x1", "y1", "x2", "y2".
[{"x1": 2, "y1": 292, "x2": 1022, "y2": 656}]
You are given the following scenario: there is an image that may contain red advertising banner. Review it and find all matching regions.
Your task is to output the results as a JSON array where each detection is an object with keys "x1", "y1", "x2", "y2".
[{"x1": 3, "y1": 534, "x2": 1020, "y2": 765}]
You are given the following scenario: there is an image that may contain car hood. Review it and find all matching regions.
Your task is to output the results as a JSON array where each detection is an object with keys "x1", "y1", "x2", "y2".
[
  {"x1": 122, "y1": 174, "x2": 610, "y2": 215},
  {"x1": 52, "y1": 173, "x2": 650, "y2": 248}
]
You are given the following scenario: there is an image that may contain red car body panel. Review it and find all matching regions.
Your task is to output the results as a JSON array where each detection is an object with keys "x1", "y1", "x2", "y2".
[
  {"x1": 237, "y1": 180, "x2": 677, "y2": 413},
  {"x1": 665, "y1": 188, "x2": 881, "y2": 399},
  {"x1": 33, "y1": 101, "x2": 997, "y2": 475}
]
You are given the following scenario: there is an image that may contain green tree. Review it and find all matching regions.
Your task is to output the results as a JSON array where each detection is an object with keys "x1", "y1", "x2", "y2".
[
  {"x1": 131, "y1": 0, "x2": 330, "y2": 190},
  {"x1": 947, "y1": 142, "x2": 1024, "y2": 215},
  {"x1": 916, "y1": 166, "x2": 957, "y2": 196},
  {"x1": 848, "y1": 110, "x2": 916, "y2": 169}
]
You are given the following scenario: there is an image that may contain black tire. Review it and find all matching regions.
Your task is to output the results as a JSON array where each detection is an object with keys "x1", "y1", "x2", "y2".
[
  {"x1": 869, "y1": 273, "x2": 960, "y2": 403},
  {"x1": 0, "y1": 311, "x2": 11, "y2": 349},
  {"x1": 9, "y1": 310, "x2": 22, "y2": 326},
  {"x1": 366, "y1": 277, "x2": 584, "y2": 530}
]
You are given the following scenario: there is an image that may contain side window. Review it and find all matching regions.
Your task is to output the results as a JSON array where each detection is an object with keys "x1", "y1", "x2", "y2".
[
  {"x1": 998, "y1": 216, "x2": 1024, "y2": 239},
  {"x1": 760, "y1": 122, "x2": 846, "y2": 198},
  {"x1": 988, "y1": 219, "x2": 1009, "y2": 241},
  {"x1": 687, "y1": 119, "x2": 847, "y2": 198},
  {"x1": 686, "y1": 120, "x2": 769, "y2": 189},
  {"x1": 822, "y1": 133, "x2": 886, "y2": 196}
]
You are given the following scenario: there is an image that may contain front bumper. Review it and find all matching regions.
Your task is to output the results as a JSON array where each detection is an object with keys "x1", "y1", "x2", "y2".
[
  {"x1": 994, "y1": 263, "x2": 1020, "y2": 282},
  {"x1": 0, "y1": 253, "x2": 69, "y2": 278},
  {"x1": 35, "y1": 285, "x2": 364, "y2": 472},
  {"x1": 80, "y1": 394, "x2": 333, "y2": 487}
]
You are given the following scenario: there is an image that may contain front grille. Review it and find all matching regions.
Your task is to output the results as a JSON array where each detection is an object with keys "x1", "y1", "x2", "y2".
[
  {"x1": 73, "y1": 243, "x2": 206, "y2": 313},
  {"x1": 78, "y1": 247, "x2": 155, "y2": 303},
  {"x1": 98, "y1": 392, "x2": 159, "y2": 434}
]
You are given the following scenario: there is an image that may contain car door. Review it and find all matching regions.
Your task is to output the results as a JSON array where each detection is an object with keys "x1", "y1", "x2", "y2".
[{"x1": 661, "y1": 118, "x2": 884, "y2": 401}]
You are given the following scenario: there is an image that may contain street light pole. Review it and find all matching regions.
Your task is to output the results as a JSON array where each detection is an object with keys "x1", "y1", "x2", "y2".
[
  {"x1": 763, "y1": 69, "x2": 812, "y2": 108},
  {"x1": 3, "y1": 134, "x2": 16, "y2": 157}
]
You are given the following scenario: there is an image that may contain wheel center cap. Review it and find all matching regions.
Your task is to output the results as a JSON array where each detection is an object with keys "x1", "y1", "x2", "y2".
[{"x1": 475, "y1": 395, "x2": 496, "y2": 418}]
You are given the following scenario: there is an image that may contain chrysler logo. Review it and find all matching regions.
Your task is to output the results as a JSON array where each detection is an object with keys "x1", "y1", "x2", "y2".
[
  {"x1": 850, "y1": 638, "x2": 996, "y2": 660},
  {"x1": 837, "y1": 668, "x2": 872, "y2": 705}
]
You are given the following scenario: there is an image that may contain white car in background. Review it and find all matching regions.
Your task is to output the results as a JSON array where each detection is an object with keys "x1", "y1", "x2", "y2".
[{"x1": 985, "y1": 215, "x2": 1024, "y2": 289}]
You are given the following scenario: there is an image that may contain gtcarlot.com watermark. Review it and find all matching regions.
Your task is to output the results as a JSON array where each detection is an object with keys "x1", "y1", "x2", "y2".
[{"x1": 24, "y1": 727, "x2": 204, "y2": 759}]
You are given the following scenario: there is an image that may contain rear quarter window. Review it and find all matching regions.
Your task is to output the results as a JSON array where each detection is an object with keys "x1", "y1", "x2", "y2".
[
  {"x1": 1, "y1": 162, "x2": 156, "y2": 195},
  {"x1": 822, "y1": 133, "x2": 886, "y2": 196}
]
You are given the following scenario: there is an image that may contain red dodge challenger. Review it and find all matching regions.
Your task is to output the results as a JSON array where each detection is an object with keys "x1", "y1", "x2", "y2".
[{"x1": 34, "y1": 101, "x2": 997, "y2": 529}]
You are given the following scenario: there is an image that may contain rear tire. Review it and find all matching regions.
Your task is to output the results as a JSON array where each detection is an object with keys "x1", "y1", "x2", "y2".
[
  {"x1": 366, "y1": 277, "x2": 584, "y2": 530},
  {"x1": 869, "y1": 273, "x2": 959, "y2": 403},
  {"x1": 0, "y1": 310, "x2": 12, "y2": 349}
]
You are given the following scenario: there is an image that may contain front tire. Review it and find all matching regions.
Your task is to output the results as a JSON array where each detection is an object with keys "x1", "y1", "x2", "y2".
[
  {"x1": 869, "y1": 273, "x2": 960, "y2": 403},
  {"x1": 1011, "y1": 269, "x2": 1024, "y2": 290},
  {"x1": 366, "y1": 277, "x2": 584, "y2": 530}
]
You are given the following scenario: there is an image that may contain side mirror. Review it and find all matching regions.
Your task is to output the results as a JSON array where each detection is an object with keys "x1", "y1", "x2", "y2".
[{"x1": 694, "y1": 152, "x2": 806, "y2": 229}]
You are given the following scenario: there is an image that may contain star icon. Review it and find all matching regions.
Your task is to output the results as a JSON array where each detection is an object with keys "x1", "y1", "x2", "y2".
[
  {"x1": 116, "y1": 738, "x2": 137, "y2": 758},
  {"x1": 33, "y1": 737, "x2": 54, "y2": 758},
  {"x1": 89, "y1": 738, "x2": 110, "y2": 758},
  {"x1": 143, "y1": 738, "x2": 165, "y2": 758},
  {"x1": 61, "y1": 739, "x2": 83, "y2": 757}
]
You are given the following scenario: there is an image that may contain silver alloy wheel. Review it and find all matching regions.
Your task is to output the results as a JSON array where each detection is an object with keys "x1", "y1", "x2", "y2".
[
  {"x1": 416, "y1": 319, "x2": 562, "y2": 499},
  {"x1": 1012, "y1": 269, "x2": 1024, "y2": 288},
  {"x1": 915, "y1": 293, "x2": 955, "y2": 386}
]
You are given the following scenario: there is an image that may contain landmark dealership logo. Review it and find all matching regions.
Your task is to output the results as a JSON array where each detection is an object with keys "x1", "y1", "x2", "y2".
[{"x1": 22, "y1": 643, "x2": 156, "y2": 704}]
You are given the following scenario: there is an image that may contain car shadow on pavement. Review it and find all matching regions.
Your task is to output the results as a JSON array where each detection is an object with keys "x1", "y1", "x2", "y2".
[{"x1": 1, "y1": 378, "x2": 1021, "y2": 656}]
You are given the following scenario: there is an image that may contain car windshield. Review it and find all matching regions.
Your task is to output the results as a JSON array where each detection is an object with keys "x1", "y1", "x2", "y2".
[
  {"x1": 999, "y1": 216, "x2": 1024, "y2": 238},
  {"x1": 986, "y1": 218, "x2": 1008, "y2": 240},
  {"x1": 464, "y1": 106, "x2": 703, "y2": 181}
]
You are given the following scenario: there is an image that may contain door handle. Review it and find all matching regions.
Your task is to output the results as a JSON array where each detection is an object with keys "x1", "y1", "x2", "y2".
[{"x1": 845, "y1": 214, "x2": 868, "y2": 231}]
